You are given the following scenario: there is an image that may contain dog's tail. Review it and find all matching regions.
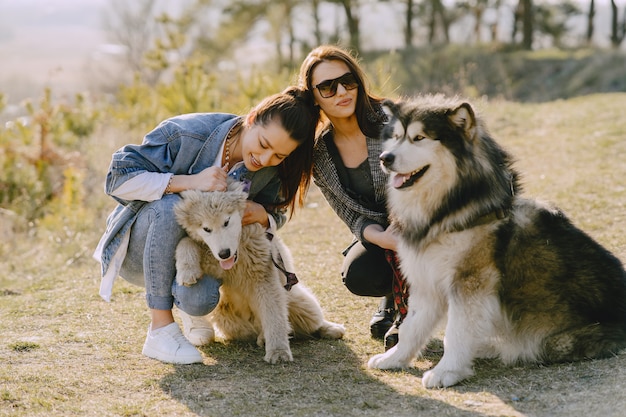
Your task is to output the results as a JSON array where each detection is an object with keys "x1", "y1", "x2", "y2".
[{"x1": 542, "y1": 322, "x2": 626, "y2": 362}]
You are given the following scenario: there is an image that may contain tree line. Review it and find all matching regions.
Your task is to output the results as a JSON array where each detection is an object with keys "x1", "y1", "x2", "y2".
[{"x1": 104, "y1": 0, "x2": 626, "y2": 83}]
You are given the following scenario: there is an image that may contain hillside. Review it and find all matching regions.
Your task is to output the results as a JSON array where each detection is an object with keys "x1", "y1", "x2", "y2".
[{"x1": 365, "y1": 46, "x2": 626, "y2": 102}]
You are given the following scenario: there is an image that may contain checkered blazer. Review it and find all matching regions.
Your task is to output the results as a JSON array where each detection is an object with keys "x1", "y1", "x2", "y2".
[{"x1": 312, "y1": 130, "x2": 390, "y2": 242}]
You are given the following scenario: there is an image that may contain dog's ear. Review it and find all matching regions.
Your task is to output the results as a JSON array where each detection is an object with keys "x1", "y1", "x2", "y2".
[
  {"x1": 448, "y1": 102, "x2": 477, "y2": 140},
  {"x1": 226, "y1": 179, "x2": 244, "y2": 193},
  {"x1": 173, "y1": 190, "x2": 199, "y2": 227},
  {"x1": 380, "y1": 99, "x2": 398, "y2": 124},
  {"x1": 175, "y1": 190, "x2": 204, "y2": 216}
]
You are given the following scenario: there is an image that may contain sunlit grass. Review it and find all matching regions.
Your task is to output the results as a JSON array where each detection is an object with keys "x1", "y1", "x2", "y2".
[{"x1": 1, "y1": 94, "x2": 625, "y2": 416}]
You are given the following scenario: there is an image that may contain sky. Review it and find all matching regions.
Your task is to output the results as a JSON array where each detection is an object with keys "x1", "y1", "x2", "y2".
[{"x1": 0, "y1": 0, "x2": 111, "y2": 105}]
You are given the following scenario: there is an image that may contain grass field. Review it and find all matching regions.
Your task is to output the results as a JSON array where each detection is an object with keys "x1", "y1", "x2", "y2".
[{"x1": 1, "y1": 93, "x2": 625, "y2": 416}]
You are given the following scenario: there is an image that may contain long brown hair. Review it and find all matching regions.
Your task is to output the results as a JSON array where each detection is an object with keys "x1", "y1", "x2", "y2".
[
  {"x1": 297, "y1": 45, "x2": 386, "y2": 138},
  {"x1": 247, "y1": 86, "x2": 319, "y2": 214}
]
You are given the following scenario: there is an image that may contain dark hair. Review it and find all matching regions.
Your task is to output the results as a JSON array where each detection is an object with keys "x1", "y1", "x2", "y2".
[
  {"x1": 297, "y1": 45, "x2": 386, "y2": 138},
  {"x1": 247, "y1": 86, "x2": 320, "y2": 214}
]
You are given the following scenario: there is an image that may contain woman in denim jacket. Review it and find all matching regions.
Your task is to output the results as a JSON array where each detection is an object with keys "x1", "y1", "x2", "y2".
[{"x1": 94, "y1": 87, "x2": 319, "y2": 364}]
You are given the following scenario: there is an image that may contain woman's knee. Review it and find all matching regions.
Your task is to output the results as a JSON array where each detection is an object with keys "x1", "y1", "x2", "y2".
[
  {"x1": 342, "y1": 251, "x2": 393, "y2": 296},
  {"x1": 146, "y1": 195, "x2": 186, "y2": 238},
  {"x1": 172, "y1": 276, "x2": 222, "y2": 316},
  {"x1": 343, "y1": 270, "x2": 389, "y2": 297},
  {"x1": 341, "y1": 242, "x2": 392, "y2": 297}
]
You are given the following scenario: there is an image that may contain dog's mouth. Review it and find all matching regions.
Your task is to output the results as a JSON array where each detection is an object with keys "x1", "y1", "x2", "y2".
[
  {"x1": 219, "y1": 251, "x2": 238, "y2": 270},
  {"x1": 392, "y1": 165, "x2": 430, "y2": 189}
]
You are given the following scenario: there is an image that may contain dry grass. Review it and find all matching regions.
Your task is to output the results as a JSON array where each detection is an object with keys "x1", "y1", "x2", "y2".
[{"x1": 1, "y1": 93, "x2": 626, "y2": 417}]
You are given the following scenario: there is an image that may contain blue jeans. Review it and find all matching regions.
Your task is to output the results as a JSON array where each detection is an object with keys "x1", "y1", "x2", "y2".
[{"x1": 119, "y1": 194, "x2": 221, "y2": 315}]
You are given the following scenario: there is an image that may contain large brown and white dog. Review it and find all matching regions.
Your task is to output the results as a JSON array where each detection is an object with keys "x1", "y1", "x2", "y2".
[
  {"x1": 174, "y1": 182, "x2": 345, "y2": 364},
  {"x1": 367, "y1": 94, "x2": 626, "y2": 388}
]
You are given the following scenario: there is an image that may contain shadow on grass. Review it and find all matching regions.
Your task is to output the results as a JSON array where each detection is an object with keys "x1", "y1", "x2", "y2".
[
  {"x1": 455, "y1": 353, "x2": 626, "y2": 417},
  {"x1": 159, "y1": 337, "x2": 486, "y2": 417}
]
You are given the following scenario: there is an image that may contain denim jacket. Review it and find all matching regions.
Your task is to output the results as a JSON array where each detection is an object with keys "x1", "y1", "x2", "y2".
[{"x1": 96, "y1": 112, "x2": 287, "y2": 277}]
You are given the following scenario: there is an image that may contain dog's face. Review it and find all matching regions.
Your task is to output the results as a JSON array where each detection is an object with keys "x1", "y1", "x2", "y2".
[
  {"x1": 193, "y1": 202, "x2": 243, "y2": 270},
  {"x1": 175, "y1": 187, "x2": 248, "y2": 270},
  {"x1": 380, "y1": 96, "x2": 477, "y2": 195}
]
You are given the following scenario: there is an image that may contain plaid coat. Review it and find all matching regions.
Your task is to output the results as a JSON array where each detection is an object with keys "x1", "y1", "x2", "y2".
[{"x1": 312, "y1": 130, "x2": 390, "y2": 243}]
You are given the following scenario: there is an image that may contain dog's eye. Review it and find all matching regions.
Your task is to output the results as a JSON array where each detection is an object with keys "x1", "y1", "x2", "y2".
[
  {"x1": 411, "y1": 135, "x2": 425, "y2": 142},
  {"x1": 223, "y1": 218, "x2": 230, "y2": 227},
  {"x1": 203, "y1": 227, "x2": 212, "y2": 234}
]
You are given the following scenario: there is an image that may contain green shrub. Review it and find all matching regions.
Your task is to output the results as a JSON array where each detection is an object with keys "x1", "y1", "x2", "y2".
[{"x1": 0, "y1": 88, "x2": 99, "y2": 222}]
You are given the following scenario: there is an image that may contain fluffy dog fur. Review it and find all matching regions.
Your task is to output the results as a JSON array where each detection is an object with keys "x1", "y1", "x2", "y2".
[
  {"x1": 174, "y1": 182, "x2": 345, "y2": 364},
  {"x1": 368, "y1": 94, "x2": 626, "y2": 388}
]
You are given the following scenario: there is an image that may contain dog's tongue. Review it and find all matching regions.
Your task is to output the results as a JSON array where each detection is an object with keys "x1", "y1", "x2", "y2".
[
  {"x1": 219, "y1": 257, "x2": 236, "y2": 270},
  {"x1": 392, "y1": 173, "x2": 410, "y2": 188}
]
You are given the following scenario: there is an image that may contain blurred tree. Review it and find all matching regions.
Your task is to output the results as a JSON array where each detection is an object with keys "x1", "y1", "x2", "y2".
[
  {"x1": 376, "y1": 0, "x2": 417, "y2": 48},
  {"x1": 142, "y1": 12, "x2": 189, "y2": 78},
  {"x1": 458, "y1": 0, "x2": 503, "y2": 43},
  {"x1": 405, "y1": 0, "x2": 416, "y2": 48},
  {"x1": 427, "y1": 0, "x2": 452, "y2": 44},
  {"x1": 104, "y1": 0, "x2": 227, "y2": 84},
  {"x1": 535, "y1": 0, "x2": 581, "y2": 48},
  {"x1": 610, "y1": 0, "x2": 626, "y2": 48},
  {"x1": 264, "y1": 0, "x2": 299, "y2": 69},
  {"x1": 512, "y1": 0, "x2": 534, "y2": 49},
  {"x1": 102, "y1": 0, "x2": 161, "y2": 84},
  {"x1": 193, "y1": 0, "x2": 303, "y2": 69},
  {"x1": 311, "y1": 0, "x2": 324, "y2": 46},
  {"x1": 586, "y1": 0, "x2": 595, "y2": 45},
  {"x1": 199, "y1": 0, "x2": 263, "y2": 58},
  {"x1": 328, "y1": 0, "x2": 362, "y2": 51}
]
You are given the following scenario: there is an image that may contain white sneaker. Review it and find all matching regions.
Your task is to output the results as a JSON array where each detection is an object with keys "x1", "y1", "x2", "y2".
[
  {"x1": 179, "y1": 310, "x2": 215, "y2": 346},
  {"x1": 142, "y1": 322, "x2": 203, "y2": 364}
]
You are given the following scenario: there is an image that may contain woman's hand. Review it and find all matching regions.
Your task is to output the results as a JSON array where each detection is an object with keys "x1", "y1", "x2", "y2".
[
  {"x1": 173, "y1": 166, "x2": 228, "y2": 192},
  {"x1": 242, "y1": 201, "x2": 270, "y2": 228},
  {"x1": 194, "y1": 166, "x2": 229, "y2": 191},
  {"x1": 363, "y1": 224, "x2": 399, "y2": 251}
]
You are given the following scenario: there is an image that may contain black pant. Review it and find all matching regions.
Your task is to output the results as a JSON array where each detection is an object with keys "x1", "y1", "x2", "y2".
[{"x1": 341, "y1": 240, "x2": 393, "y2": 297}]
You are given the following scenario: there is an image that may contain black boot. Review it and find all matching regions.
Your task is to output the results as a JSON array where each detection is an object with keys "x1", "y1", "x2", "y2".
[
  {"x1": 369, "y1": 295, "x2": 394, "y2": 339},
  {"x1": 384, "y1": 321, "x2": 400, "y2": 351}
]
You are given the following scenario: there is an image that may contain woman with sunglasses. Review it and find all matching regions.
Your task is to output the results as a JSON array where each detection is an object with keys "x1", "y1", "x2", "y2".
[
  {"x1": 94, "y1": 87, "x2": 319, "y2": 364},
  {"x1": 298, "y1": 45, "x2": 405, "y2": 350}
]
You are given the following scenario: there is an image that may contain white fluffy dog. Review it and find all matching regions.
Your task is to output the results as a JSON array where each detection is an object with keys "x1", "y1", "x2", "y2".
[{"x1": 174, "y1": 182, "x2": 345, "y2": 363}]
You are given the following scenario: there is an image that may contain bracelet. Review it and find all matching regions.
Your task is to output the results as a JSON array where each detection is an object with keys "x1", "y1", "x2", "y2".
[{"x1": 164, "y1": 174, "x2": 174, "y2": 194}]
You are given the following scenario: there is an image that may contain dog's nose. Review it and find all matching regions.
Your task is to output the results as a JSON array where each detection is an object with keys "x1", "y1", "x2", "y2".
[
  {"x1": 380, "y1": 151, "x2": 395, "y2": 167},
  {"x1": 218, "y1": 249, "x2": 231, "y2": 259}
]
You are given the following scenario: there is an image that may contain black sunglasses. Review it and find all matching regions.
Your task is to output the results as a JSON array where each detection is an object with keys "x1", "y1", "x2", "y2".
[{"x1": 314, "y1": 72, "x2": 359, "y2": 98}]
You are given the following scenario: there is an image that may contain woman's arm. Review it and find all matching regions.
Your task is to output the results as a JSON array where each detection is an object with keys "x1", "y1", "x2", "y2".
[
  {"x1": 163, "y1": 167, "x2": 228, "y2": 193},
  {"x1": 106, "y1": 115, "x2": 230, "y2": 199},
  {"x1": 362, "y1": 223, "x2": 398, "y2": 251},
  {"x1": 109, "y1": 167, "x2": 229, "y2": 202}
]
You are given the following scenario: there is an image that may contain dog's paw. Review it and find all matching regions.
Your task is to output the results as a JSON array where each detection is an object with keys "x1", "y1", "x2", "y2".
[
  {"x1": 175, "y1": 269, "x2": 202, "y2": 287},
  {"x1": 256, "y1": 334, "x2": 265, "y2": 348},
  {"x1": 264, "y1": 348, "x2": 293, "y2": 364},
  {"x1": 422, "y1": 366, "x2": 474, "y2": 389},
  {"x1": 319, "y1": 321, "x2": 346, "y2": 339},
  {"x1": 367, "y1": 349, "x2": 407, "y2": 370}
]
